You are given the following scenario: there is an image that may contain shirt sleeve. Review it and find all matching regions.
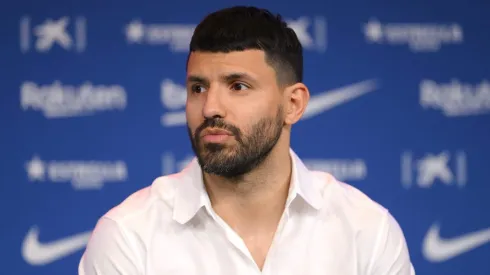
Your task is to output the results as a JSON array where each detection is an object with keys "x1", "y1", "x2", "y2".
[
  {"x1": 78, "y1": 217, "x2": 142, "y2": 275},
  {"x1": 367, "y1": 211, "x2": 416, "y2": 275}
]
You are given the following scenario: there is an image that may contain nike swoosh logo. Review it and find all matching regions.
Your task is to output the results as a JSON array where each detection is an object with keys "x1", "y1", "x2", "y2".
[
  {"x1": 21, "y1": 225, "x2": 92, "y2": 266},
  {"x1": 422, "y1": 222, "x2": 490, "y2": 262},
  {"x1": 301, "y1": 79, "x2": 378, "y2": 120}
]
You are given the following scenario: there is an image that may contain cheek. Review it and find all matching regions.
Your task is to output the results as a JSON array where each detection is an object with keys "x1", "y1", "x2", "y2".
[
  {"x1": 185, "y1": 104, "x2": 202, "y2": 130},
  {"x1": 236, "y1": 113, "x2": 264, "y2": 134},
  {"x1": 242, "y1": 102, "x2": 278, "y2": 122}
]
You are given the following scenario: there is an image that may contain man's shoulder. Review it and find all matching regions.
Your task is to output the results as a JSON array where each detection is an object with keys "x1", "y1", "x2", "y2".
[
  {"x1": 306, "y1": 171, "x2": 413, "y2": 273},
  {"x1": 80, "y1": 172, "x2": 193, "y2": 269},
  {"x1": 309, "y1": 170, "x2": 389, "y2": 226},
  {"x1": 101, "y1": 173, "x2": 183, "y2": 225}
]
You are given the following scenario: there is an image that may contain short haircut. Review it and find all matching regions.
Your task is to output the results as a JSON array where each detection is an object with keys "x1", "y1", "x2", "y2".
[{"x1": 188, "y1": 6, "x2": 303, "y2": 86}]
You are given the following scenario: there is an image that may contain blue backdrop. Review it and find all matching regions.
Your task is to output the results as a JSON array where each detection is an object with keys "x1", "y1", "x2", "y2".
[{"x1": 1, "y1": 0, "x2": 489, "y2": 274}]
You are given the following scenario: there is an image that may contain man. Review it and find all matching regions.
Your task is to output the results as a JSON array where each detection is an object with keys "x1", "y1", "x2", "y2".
[{"x1": 79, "y1": 6, "x2": 415, "y2": 275}]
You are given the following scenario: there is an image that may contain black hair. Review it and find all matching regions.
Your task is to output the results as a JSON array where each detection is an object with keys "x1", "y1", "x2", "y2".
[{"x1": 188, "y1": 6, "x2": 303, "y2": 86}]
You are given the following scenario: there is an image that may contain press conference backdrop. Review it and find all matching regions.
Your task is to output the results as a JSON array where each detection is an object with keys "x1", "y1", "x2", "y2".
[{"x1": 1, "y1": 0, "x2": 489, "y2": 274}]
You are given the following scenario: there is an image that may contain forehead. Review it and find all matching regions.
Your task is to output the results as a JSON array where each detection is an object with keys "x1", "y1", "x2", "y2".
[{"x1": 186, "y1": 50, "x2": 276, "y2": 81}]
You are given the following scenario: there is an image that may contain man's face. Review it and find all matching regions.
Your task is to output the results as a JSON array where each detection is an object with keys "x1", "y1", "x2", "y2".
[{"x1": 185, "y1": 50, "x2": 285, "y2": 178}]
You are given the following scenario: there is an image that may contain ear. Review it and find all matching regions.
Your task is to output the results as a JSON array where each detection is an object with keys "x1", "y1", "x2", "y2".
[{"x1": 283, "y1": 83, "x2": 310, "y2": 125}]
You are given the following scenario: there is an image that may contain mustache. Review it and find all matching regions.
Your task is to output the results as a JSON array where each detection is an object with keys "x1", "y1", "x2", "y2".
[{"x1": 194, "y1": 118, "x2": 242, "y2": 142}]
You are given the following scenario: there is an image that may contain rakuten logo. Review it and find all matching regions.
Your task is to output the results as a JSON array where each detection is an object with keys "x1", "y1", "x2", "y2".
[
  {"x1": 20, "y1": 81, "x2": 127, "y2": 118},
  {"x1": 420, "y1": 79, "x2": 490, "y2": 116}
]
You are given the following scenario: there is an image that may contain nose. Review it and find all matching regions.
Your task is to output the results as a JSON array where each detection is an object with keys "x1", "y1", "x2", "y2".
[{"x1": 202, "y1": 87, "x2": 226, "y2": 119}]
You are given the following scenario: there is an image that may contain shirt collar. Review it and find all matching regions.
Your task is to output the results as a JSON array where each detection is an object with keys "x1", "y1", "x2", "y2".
[
  {"x1": 287, "y1": 148, "x2": 324, "y2": 210},
  {"x1": 172, "y1": 148, "x2": 324, "y2": 224}
]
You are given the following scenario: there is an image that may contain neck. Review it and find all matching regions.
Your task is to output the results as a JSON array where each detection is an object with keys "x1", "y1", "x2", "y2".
[{"x1": 203, "y1": 142, "x2": 292, "y2": 233}]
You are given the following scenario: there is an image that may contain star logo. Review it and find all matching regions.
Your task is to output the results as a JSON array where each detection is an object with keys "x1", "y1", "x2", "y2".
[
  {"x1": 363, "y1": 18, "x2": 383, "y2": 43},
  {"x1": 125, "y1": 20, "x2": 145, "y2": 43},
  {"x1": 25, "y1": 155, "x2": 46, "y2": 181}
]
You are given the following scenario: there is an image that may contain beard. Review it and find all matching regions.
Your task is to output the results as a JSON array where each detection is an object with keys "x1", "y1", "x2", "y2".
[{"x1": 187, "y1": 106, "x2": 284, "y2": 179}]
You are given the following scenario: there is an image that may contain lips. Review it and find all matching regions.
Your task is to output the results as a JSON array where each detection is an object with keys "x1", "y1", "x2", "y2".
[{"x1": 200, "y1": 128, "x2": 233, "y2": 137}]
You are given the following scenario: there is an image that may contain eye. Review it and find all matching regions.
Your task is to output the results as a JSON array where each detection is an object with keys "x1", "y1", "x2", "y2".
[
  {"x1": 191, "y1": 84, "x2": 207, "y2": 94},
  {"x1": 230, "y1": 82, "x2": 249, "y2": 91}
]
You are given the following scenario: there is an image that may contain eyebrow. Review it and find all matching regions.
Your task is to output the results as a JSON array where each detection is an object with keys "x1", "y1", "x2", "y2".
[{"x1": 186, "y1": 72, "x2": 256, "y2": 85}]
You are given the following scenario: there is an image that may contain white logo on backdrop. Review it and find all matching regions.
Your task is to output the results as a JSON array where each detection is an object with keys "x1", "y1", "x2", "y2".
[
  {"x1": 20, "y1": 81, "x2": 127, "y2": 118},
  {"x1": 401, "y1": 151, "x2": 467, "y2": 188},
  {"x1": 25, "y1": 155, "x2": 128, "y2": 190},
  {"x1": 420, "y1": 79, "x2": 490, "y2": 117},
  {"x1": 363, "y1": 18, "x2": 463, "y2": 52},
  {"x1": 20, "y1": 16, "x2": 87, "y2": 53}
]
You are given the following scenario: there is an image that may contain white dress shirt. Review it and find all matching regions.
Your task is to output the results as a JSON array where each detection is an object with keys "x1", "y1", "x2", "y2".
[{"x1": 78, "y1": 149, "x2": 416, "y2": 275}]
